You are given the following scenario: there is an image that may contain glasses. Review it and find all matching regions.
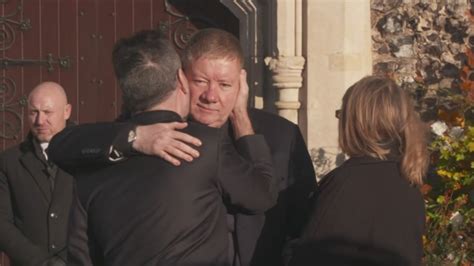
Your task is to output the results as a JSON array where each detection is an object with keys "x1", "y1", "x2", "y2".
[{"x1": 335, "y1": 109, "x2": 341, "y2": 119}]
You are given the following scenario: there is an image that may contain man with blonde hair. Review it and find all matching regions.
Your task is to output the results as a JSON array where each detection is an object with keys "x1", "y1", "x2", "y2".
[
  {"x1": 0, "y1": 82, "x2": 73, "y2": 266},
  {"x1": 63, "y1": 30, "x2": 276, "y2": 265},
  {"x1": 49, "y1": 28, "x2": 316, "y2": 266}
]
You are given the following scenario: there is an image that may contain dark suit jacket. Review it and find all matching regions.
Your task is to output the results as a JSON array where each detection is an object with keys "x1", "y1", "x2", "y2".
[
  {"x1": 231, "y1": 109, "x2": 317, "y2": 266},
  {"x1": 290, "y1": 156, "x2": 425, "y2": 266},
  {"x1": 52, "y1": 111, "x2": 277, "y2": 265},
  {"x1": 47, "y1": 108, "x2": 317, "y2": 266},
  {"x1": 0, "y1": 134, "x2": 73, "y2": 266}
]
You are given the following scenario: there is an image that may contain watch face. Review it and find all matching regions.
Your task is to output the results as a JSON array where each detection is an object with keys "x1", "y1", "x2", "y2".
[{"x1": 128, "y1": 129, "x2": 137, "y2": 143}]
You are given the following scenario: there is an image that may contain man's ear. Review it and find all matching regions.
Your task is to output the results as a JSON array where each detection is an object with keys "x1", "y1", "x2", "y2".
[
  {"x1": 177, "y1": 68, "x2": 189, "y2": 95},
  {"x1": 64, "y1": 104, "x2": 72, "y2": 120}
]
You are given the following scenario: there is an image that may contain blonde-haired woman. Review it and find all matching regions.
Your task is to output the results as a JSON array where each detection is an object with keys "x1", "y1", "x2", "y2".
[{"x1": 290, "y1": 75, "x2": 429, "y2": 266}]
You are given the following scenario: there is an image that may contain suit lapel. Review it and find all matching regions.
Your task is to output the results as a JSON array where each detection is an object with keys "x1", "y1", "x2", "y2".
[{"x1": 20, "y1": 152, "x2": 52, "y2": 203}]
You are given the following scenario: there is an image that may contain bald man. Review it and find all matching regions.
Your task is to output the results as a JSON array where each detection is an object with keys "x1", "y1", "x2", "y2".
[{"x1": 0, "y1": 82, "x2": 73, "y2": 266}]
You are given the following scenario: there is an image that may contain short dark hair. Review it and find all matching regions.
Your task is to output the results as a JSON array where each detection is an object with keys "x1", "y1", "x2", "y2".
[
  {"x1": 182, "y1": 28, "x2": 244, "y2": 70},
  {"x1": 112, "y1": 30, "x2": 181, "y2": 114}
]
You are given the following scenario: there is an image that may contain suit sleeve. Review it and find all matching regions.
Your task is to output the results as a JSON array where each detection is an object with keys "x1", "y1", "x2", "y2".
[
  {"x1": 217, "y1": 133, "x2": 277, "y2": 214},
  {"x1": 67, "y1": 185, "x2": 94, "y2": 266},
  {"x1": 286, "y1": 125, "x2": 318, "y2": 238},
  {"x1": 0, "y1": 169, "x2": 50, "y2": 265},
  {"x1": 48, "y1": 122, "x2": 135, "y2": 171}
]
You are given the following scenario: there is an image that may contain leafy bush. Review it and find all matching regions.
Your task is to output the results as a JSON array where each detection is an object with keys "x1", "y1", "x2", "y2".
[
  {"x1": 424, "y1": 119, "x2": 474, "y2": 265},
  {"x1": 420, "y1": 48, "x2": 474, "y2": 265}
]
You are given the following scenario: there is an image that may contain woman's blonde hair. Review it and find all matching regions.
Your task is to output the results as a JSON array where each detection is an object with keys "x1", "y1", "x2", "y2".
[{"x1": 338, "y1": 75, "x2": 429, "y2": 185}]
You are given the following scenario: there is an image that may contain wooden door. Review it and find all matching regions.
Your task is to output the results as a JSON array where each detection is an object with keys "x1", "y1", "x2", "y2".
[
  {"x1": 0, "y1": 0, "x2": 238, "y2": 150},
  {"x1": 0, "y1": 0, "x2": 238, "y2": 264}
]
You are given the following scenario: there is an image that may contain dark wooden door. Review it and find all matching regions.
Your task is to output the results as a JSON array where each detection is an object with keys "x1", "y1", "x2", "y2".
[
  {"x1": 0, "y1": 0, "x2": 238, "y2": 264},
  {"x1": 0, "y1": 0, "x2": 159, "y2": 152},
  {"x1": 0, "y1": 0, "x2": 237, "y2": 150}
]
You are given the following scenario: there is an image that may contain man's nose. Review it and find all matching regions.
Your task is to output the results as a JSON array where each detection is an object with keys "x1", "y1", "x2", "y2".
[
  {"x1": 35, "y1": 112, "x2": 45, "y2": 125},
  {"x1": 201, "y1": 84, "x2": 218, "y2": 103}
]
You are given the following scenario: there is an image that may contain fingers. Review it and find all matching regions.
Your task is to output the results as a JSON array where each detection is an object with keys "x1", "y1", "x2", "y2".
[
  {"x1": 164, "y1": 122, "x2": 202, "y2": 147},
  {"x1": 173, "y1": 131, "x2": 202, "y2": 147},
  {"x1": 239, "y1": 69, "x2": 248, "y2": 94},
  {"x1": 168, "y1": 121, "x2": 188, "y2": 130},
  {"x1": 158, "y1": 139, "x2": 199, "y2": 166},
  {"x1": 134, "y1": 121, "x2": 202, "y2": 165},
  {"x1": 166, "y1": 141, "x2": 196, "y2": 161},
  {"x1": 173, "y1": 137, "x2": 200, "y2": 158},
  {"x1": 158, "y1": 150, "x2": 181, "y2": 166},
  {"x1": 233, "y1": 69, "x2": 249, "y2": 113}
]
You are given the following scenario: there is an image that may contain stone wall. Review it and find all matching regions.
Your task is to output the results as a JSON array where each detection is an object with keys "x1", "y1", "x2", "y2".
[
  {"x1": 371, "y1": 0, "x2": 472, "y2": 121},
  {"x1": 303, "y1": 0, "x2": 372, "y2": 178}
]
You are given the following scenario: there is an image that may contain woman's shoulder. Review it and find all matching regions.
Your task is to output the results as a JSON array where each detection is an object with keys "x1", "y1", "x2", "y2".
[{"x1": 318, "y1": 156, "x2": 408, "y2": 198}]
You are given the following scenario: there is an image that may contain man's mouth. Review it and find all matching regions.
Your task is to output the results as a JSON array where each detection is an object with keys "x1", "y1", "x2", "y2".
[
  {"x1": 197, "y1": 103, "x2": 218, "y2": 113},
  {"x1": 35, "y1": 128, "x2": 49, "y2": 133}
]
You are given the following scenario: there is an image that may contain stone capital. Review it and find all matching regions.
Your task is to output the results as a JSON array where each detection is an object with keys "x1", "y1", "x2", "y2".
[{"x1": 265, "y1": 56, "x2": 306, "y2": 124}]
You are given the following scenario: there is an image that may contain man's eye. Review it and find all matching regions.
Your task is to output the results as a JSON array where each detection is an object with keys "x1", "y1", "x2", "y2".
[{"x1": 220, "y1": 83, "x2": 232, "y2": 89}]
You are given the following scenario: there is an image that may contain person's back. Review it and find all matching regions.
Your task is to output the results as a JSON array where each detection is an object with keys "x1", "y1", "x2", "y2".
[
  {"x1": 67, "y1": 110, "x2": 276, "y2": 265},
  {"x1": 72, "y1": 117, "x2": 229, "y2": 265},
  {"x1": 291, "y1": 156, "x2": 424, "y2": 266}
]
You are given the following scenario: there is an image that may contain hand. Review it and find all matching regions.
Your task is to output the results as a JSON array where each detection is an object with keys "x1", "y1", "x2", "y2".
[
  {"x1": 133, "y1": 122, "x2": 202, "y2": 166},
  {"x1": 229, "y1": 69, "x2": 254, "y2": 139},
  {"x1": 231, "y1": 69, "x2": 249, "y2": 116}
]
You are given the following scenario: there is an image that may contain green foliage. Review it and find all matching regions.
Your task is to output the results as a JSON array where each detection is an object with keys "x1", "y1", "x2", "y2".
[{"x1": 423, "y1": 111, "x2": 474, "y2": 265}]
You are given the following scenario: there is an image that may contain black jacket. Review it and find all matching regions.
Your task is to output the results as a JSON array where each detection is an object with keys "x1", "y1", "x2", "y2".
[
  {"x1": 0, "y1": 134, "x2": 73, "y2": 266},
  {"x1": 290, "y1": 156, "x2": 425, "y2": 266},
  {"x1": 51, "y1": 110, "x2": 277, "y2": 265},
  {"x1": 47, "y1": 108, "x2": 317, "y2": 266},
  {"x1": 232, "y1": 109, "x2": 317, "y2": 266}
]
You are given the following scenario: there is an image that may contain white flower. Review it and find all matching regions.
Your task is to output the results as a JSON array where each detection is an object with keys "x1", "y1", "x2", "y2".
[
  {"x1": 431, "y1": 121, "x2": 448, "y2": 136},
  {"x1": 447, "y1": 253, "x2": 454, "y2": 261},
  {"x1": 449, "y1": 126, "x2": 464, "y2": 139},
  {"x1": 450, "y1": 211, "x2": 463, "y2": 229}
]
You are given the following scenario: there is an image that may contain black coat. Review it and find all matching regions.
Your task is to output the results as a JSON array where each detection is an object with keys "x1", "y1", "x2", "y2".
[
  {"x1": 0, "y1": 134, "x2": 73, "y2": 266},
  {"x1": 53, "y1": 110, "x2": 278, "y2": 265},
  {"x1": 290, "y1": 156, "x2": 425, "y2": 266},
  {"x1": 232, "y1": 109, "x2": 317, "y2": 266},
  {"x1": 47, "y1": 108, "x2": 317, "y2": 266}
]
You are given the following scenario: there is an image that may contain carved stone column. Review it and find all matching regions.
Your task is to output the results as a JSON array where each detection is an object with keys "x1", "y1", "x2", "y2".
[
  {"x1": 265, "y1": 0, "x2": 305, "y2": 124},
  {"x1": 266, "y1": 56, "x2": 305, "y2": 124}
]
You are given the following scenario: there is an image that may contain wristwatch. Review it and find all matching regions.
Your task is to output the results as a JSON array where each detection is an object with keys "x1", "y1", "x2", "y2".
[{"x1": 127, "y1": 127, "x2": 137, "y2": 145}]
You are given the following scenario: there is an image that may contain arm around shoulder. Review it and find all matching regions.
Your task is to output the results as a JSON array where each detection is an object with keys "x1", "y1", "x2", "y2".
[{"x1": 48, "y1": 122, "x2": 136, "y2": 171}]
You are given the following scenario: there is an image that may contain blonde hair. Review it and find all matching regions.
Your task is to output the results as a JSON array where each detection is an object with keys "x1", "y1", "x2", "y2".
[
  {"x1": 338, "y1": 75, "x2": 429, "y2": 185},
  {"x1": 182, "y1": 28, "x2": 244, "y2": 69}
]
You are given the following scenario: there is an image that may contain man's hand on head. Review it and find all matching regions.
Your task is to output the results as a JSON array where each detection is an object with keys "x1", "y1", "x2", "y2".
[
  {"x1": 229, "y1": 69, "x2": 254, "y2": 139},
  {"x1": 133, "y1": 122, "x2": 202, "y2": 166}
]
